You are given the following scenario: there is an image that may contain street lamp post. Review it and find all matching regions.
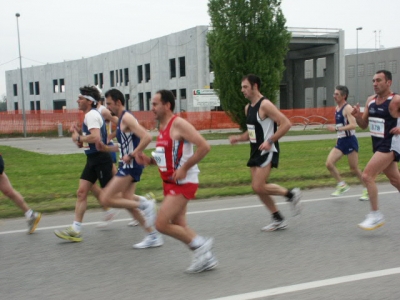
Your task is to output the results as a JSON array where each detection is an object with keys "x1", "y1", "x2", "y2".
[
  {"x1": 356, "y1": 27, "x2": 363, "y2": 105},
  {"x1": 16, "y1": 13, "x2": 27, "y2": 138}
]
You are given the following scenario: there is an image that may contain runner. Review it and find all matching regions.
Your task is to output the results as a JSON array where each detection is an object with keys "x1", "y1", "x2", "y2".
[
  {"x1": 229, "y1": 74, "x2": 302, "y2": 232},
  {"x1": 136, "y1": 89, "x2": 217, "y2": 273},
  {"x1": 352, "y1": 70, "x2": 400, "y2": 230},
  {"x1": 326, "y1": 85, "x2": 368, "y2": 200},
  {"x1": 97, "y1": 88, "x2": 162, "y2": 248}
]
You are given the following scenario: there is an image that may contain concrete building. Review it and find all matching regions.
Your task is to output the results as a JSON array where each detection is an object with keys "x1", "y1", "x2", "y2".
[
  {"x1": 345, "y1": 47, "x2": 400, "y2": 105},
  {"x1": 6, "y1": 26, "x2": 344, "y2": 112}
]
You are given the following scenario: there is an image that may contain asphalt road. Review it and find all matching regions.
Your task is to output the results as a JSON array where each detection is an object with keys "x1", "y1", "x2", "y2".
[{"x1": 1, "y1": 183, "x2": 400, "y2": 299}]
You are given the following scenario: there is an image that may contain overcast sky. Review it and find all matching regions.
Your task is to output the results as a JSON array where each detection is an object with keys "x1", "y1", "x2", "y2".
[{"x1": 1, "y1": 0, "x2": 400, "y2": 97}]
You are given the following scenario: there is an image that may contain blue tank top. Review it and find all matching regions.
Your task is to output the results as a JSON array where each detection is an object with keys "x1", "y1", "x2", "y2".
[
  {"x1": 335, "y1": 103, "x2": 355, "y2": 138},
  {"x1": 82, "y1": 109, "x2": 108, "y2": 155},
  {"x1": 116, "y1": 111, "x2": 144, "y2": 170},
  {"x1": 368, "y1": 93, "x2": 398, "y2": 152}
]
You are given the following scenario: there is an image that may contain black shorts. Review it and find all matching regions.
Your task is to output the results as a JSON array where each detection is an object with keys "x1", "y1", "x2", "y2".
[
  {"x1": 80, "y1": 152, "x2": 113, "y2": 187},
  {"x1": 247, "y1": 151, "x2": 279, "y2": 168},
  {"x1": 0, "y1": 155, "x2": 4, "y2": 175}
]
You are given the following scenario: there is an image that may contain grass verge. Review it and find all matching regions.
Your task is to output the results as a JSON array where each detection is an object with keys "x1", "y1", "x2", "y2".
[{"x1": 0, "y1": 136, "x2": 387, "y2": 218}]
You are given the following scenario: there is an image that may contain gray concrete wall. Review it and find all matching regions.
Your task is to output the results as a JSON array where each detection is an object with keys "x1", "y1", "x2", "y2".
[{"x1": 346, "y1": 47, "x2": 400, "y2": 105}]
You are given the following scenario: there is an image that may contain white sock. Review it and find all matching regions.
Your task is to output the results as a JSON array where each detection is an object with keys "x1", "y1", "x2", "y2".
[
  {"x1": 72, "y1": 221, "x2": 82, "y2": 232},
  {"x1": 138, "y1": 196, "x2": 148, "y2": 210},
  {"x1": 338, "y1": 181, "x2": 345, "y2": 186},
  {"x1": 24, "y1": 209, "x2": 33, "y2": 219},
  {"x1": 189, "y1": 235, "x2": 205, "y2": 249}
]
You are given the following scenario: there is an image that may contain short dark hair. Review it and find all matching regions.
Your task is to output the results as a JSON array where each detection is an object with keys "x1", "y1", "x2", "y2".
[
  {"x1": 79, "y1": 85, "x2": 101, "y2": 108},
  {"x1": 156, "y1": 89, "x2": 175, "y2": 112},
  {"x1": 376, "y1": 70, "x2": 392, "y2": 81},
  {"x1": 104, "y1": 88, "x2": 125, "y2": 106},
  {"x1": 242, "y1": 74, "x2": 262, "y2": 90},
  {"x1": 335, "y1": 85, "x2": 349, "y2": 100}
]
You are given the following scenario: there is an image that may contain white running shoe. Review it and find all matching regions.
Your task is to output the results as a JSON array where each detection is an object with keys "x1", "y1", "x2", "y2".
[
  {"x1": 133, "y1": 232, "x2": 164, "y2": 249},
  {"x1": 289, "y1": 188, "x2": 302, "y2": 216},
  {"x1": 261, "y1": 219, "x2": 288, "y2": 232},
  {"x1": 97, "y1": 209, "x2": 119, "y2": 228},
  {"x1": 185, "y1": 238, "x2": 217, "y2": 274},
  {"x1": 358, "y1": 212, "x2": 385, "y2": 230}
]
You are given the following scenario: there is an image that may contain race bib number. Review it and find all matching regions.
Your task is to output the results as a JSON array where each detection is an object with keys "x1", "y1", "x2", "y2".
[
  {"x1": 247, "y1": 124, "x2": 256, "y2": 143},
  {"x1": 336, "y1": 123, "x2": 346, "y2": 138},
  {"x1": 369, "y1": 117, "x2": 385, "y2": 138},
  {"x1": 82, "y1": 132, "x2": 89, "y2": 148},
  {"x1": 151, "y1": 147, "x2": 167, "y2": 172}
]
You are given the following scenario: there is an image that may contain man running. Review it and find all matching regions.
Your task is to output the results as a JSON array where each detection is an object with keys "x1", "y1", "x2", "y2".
[
  {"x1": 326, "y1": 85, "x2": 368, "y2": 200},
  {"x1": 352, "y1": 70, "x2": 400, "y2": 230},
  {"x1": 55, "y1": 85, "x2": 114, "y2": 242},
  {"x1": 229, "y1": 74, "x2": 301, "y2": 231},
  {"x1": 97, "y1": 88, "x2": 162, "y2": 248},
  {"x1": 136, "y1": 90, "x2": 217, "y2": 273}
]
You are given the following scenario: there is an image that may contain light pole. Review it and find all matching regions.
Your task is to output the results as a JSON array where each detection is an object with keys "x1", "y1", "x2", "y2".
[
  {"x1": 16, "y1": 13, "x2": 27, "y2": 137},
  {"x1": 356, "y1": 27, "x2": 363, "y2": 105}
]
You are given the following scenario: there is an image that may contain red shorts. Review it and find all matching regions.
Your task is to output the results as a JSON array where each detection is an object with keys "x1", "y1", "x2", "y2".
[{"x1": 163, "y1": 182, "x2": 199, "y2": 200}]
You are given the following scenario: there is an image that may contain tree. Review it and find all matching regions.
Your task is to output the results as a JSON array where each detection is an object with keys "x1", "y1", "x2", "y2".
[
  {"x1": 0, "y1": 94, "x2": 7, "y2": 112},
  {"x1": 207, "y1": 0, "x2": 291, "y2": 130}
]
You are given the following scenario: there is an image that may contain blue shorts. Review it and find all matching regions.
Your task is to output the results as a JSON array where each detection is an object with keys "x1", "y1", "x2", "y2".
[
  {"x1": 335, "y1": 136, "x2": 359, "y2": 155},
  {"x1": 116, "y1": 162, "x2": 143, "y2": 182}
]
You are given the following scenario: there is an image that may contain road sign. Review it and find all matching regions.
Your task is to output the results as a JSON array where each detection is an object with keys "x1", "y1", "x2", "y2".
[{"x1": 192, "y1": 89, "x2": 220, "y2": 107}]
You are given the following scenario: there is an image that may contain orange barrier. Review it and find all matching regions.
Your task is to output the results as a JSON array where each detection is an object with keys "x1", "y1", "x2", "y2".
[{"x1": 0, "y1": 107, "x2": 336, "y2": 134}]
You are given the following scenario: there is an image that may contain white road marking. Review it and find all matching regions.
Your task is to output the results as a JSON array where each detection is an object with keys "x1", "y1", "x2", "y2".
[
  {"x1": 0, "y1": 190, "x2": 397, "y2": 235},
  {"x1": 209, "y1": 267, "x2": 400, "y2": 300}
]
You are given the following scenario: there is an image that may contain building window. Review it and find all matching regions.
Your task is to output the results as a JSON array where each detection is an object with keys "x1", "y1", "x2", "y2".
[
  {"x1": 124, "y1": 68, "x2": 129, "y2": 86},
  {"x1": 14, "y1": 102, "x2": 18, "y2": 110},
  {"x1": 145, "y1": 63, "x2": 151, "y2": 82},
  {"x1": 316, "y1": 58, "x2": 326, "y2": 78},
  {"x1": 146, "y1": 92, "x2": 151, "y2": 111},
  {"x1": 377, "y1": 62, "x2": 385, "y2": 70},
  {"x1": 60, "y1": 78, "x2": 65, "y2": 92},
  {"x1": 99, "y1": 73, "x2": 104, "y2": 88},
  {"x1": 348, "y1": 66, "x2": 355, "y2": 78},
  {"x1": 180, "y1": 88, "x2": 186, "y2": 99},
  {"x1": 53, "y1": 100, "x2": 66, "y2": 110},
  {"x1": 35, "y1": 81, "x2": 40, "y2": 95},
  {"x1": 110, "y1": 71, "x2": 115, "y2": 87},
  {"x1": 304, "y1": 59, "x2": 313, "y2": 79},
  {"x1": 116, "y1": 69, "x2": 119, "y2": 86},
  {"x1": 179, "y1": 57, "x2": 186, "y2": 77},
  {"x1": 94, "y1": 74, "x2": 99, "y2": 86},
  {"x1": 125, "y1": 94, "x2": 130, "y2": 110},
  {"x1": 13, "y1": 84, "x2": 18, "y2": 96},
  {"x1": 357, "y1": 65, "x2": 365, "y2": 77},
  {"x1": 367, "y1": 63, "x2": 375, "y2": 76},
  {"x1": 36, "y1": 100, "x2": 41, "y2": 111},
  {"x1": 119, "y1": 69, "x2": 123, "y2": 86},
  {"x1": 138, "y1": 93, "x2": 144, "y2": 111},
  {"x1": 170, "y1": 58, "x2": 176, "y2": 78},
  {"x1": 137, "y1": 65, "x2": 143, "y2": 83},
  {"x1": 389, "y1": 60, "x2": 397, "y2": 74},
  {"x1": 53, "y1": 79, "x2": 58, "y2": 93},
  {"x1": 30, "y1": 101, "x2": 35, "y2": 110},
  {"x1": 171, "y1": 89, "x2": 177, "y2": 99},
  {"x1": 29, "y1": 82, "x2": 34, "y2": 95}
]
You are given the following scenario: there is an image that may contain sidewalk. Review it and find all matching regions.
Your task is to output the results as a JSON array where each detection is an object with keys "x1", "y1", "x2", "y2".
[{"x1": 0, "y1": 129, "x2": 371, "y2": 155}]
